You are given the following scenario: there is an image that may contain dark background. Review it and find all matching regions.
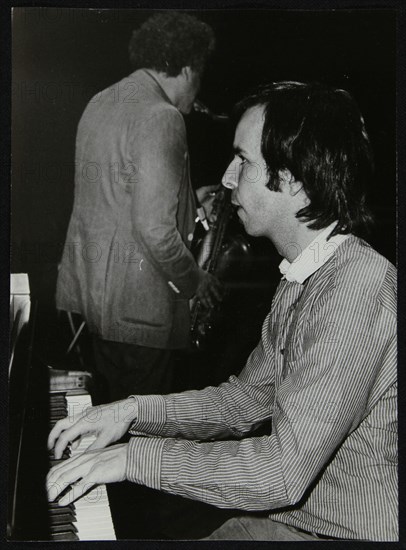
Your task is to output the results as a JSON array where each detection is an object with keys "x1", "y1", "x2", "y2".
[{"x1": 11, "y1": 7, "x2": 396, "y2": 264}]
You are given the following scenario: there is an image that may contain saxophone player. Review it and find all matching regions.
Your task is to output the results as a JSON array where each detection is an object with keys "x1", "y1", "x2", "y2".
[{"x1": 55, "y1": 12, "x2": 222, "y2": 404}]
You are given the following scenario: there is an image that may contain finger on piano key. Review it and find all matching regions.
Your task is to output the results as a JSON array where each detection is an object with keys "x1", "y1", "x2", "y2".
[{"x1": 48, "y1": 391, "x2": 116, "y2": 540}]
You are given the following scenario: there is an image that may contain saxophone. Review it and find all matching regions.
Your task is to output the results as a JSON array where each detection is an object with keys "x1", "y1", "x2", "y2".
[{"x1": 190, "y1": 188, "x2": 251, "y2": 349}]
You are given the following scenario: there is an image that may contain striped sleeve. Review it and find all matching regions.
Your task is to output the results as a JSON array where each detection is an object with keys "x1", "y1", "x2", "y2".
[
  {"x1": 127, "y1": 313, "x2": 276, "y2": 441},
  {"x1": 126, "y1": 437, "x2": 166, "y2": 489},
  {"x1": 128, "y1": 394, "x2": 167, "y2": 436}
]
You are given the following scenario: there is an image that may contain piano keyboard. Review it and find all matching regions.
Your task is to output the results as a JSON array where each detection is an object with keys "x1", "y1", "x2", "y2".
[{"x1": 49, "y1": 392, "x2": 116, "y2": 540}]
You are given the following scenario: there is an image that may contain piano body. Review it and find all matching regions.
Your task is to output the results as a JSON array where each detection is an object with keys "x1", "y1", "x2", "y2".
[{"x1": 8, "y1": 274, "x2": 116, "y2": 541}]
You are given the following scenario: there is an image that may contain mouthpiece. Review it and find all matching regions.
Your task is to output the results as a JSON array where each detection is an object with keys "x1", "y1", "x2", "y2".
[{"x1": 193, "y1": 100, "x2": 229, "y2": 121}]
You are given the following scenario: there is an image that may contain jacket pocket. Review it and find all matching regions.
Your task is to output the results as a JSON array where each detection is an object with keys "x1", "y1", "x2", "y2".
[{"x1": 117, "y1": 257, "x2": 172, "y2": 328}]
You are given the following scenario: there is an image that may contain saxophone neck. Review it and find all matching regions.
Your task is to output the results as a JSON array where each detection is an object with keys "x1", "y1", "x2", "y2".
[{"x1": 193, "y1": 100, "x2": 229, "y2": 122}]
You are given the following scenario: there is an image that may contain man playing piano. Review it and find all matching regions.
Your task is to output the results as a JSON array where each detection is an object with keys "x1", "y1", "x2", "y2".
[{"x1": 48, "y1": 82, "x2": 397, "y2": 541}]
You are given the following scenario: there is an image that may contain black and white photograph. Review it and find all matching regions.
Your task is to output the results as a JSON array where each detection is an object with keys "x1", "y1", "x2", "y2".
[{"x1": 7, "y1": 5, "x2": 398, "y2": 543}]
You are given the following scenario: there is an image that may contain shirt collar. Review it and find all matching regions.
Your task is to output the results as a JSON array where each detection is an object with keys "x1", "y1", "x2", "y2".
[{"x1": 279, "y1": 222, "x2": 350, "y2": 284}]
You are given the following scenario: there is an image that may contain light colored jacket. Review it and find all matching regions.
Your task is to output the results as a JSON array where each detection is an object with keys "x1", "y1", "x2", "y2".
[{"x1": 56, "y1": 70, "x2": 201, "y2": 348}]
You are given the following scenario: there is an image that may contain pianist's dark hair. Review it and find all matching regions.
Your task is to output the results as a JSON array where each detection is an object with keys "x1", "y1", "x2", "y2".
[
  {"x1": 235, "y1": 81, "x2": 374, "y2": 237},
  {"x1": 128, "y1": 12, "x2": 215, "y2": 77}
]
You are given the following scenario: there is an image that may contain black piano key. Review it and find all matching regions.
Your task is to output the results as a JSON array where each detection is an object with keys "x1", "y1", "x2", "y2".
[
  {"x1": 48, "y1": 447, "x2": 70, "y2": 460},
  {"x1": 50, "y1": 410, "x2": 68, "y2": 419},
  {"x1": 49, "y1": 513, "x2": 75, "y2": 525},
  {"x1": 50, "y1": 396, "x2": 67, "y2": 403},
  {"x1": 49, "y1": 409, "x2": 67, "y2": 415},
  {"x1": 49, "y1": 506, "x2": 76, "y2": 520},
  {"x1": 49, "y1": 402, "x2": 66, "y2": 409},
  {"x1": 48, "y1": 501, "x2": 75, "y2": 511},
  {"x1": 50, "y1": 522, "x2": 78, "y2": 534},
  {"x1": 48, "y1": 449, "x2": 70, "y2": 458},
  {"x1": 49, "y1": 406, "x2": 67, "y2": 414},
  {"x1": 52, "y1": 531, "x2": 79, "y2": 541},
  {"x1": 49, "y1": 413, "x2": 68, "y2": 421},
  {"x1": 49, "y1": 401, "x2": 67, "y2": 410}
]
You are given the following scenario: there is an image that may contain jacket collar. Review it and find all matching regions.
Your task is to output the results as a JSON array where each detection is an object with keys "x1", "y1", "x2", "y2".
[{"x1": 138, "y1": 69, "x2": 175, "y2": 107}]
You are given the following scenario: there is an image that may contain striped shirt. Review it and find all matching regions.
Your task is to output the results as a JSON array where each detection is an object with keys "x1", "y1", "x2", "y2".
[{"x1": 126, "y1": 234, "x2": 397, "y2": 541}]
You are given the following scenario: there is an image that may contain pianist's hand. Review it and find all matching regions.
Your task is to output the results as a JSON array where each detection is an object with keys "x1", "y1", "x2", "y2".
[
  {"x1": 47, "y1": 443, "x2": 127, "y2": 506},
  {"x1": 48, "y1": 397, "x2": 138, "y2": 459}
]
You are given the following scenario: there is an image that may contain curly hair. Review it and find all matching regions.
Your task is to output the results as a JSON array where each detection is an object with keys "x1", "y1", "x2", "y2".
[
  {"x1": 128, "y1": 12, "x2": 215, "y2": 77},
  {"x1": 236, "y1": 82, "x2": 374, "y2": 237}
]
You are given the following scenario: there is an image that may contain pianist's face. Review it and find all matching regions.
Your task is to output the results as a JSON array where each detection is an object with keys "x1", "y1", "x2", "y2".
[{"x1": 222, "y1": 105, "x2": 296, "y2": 246}]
